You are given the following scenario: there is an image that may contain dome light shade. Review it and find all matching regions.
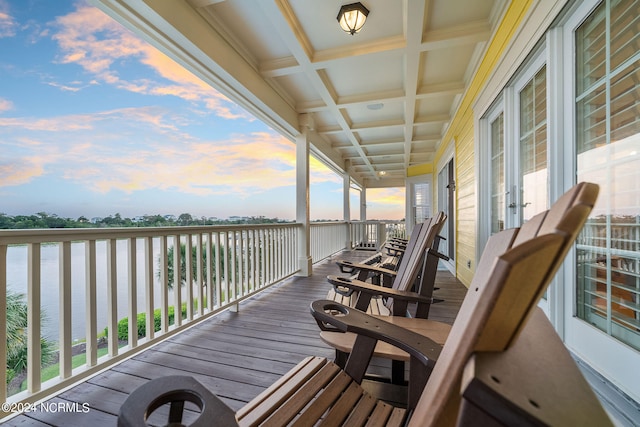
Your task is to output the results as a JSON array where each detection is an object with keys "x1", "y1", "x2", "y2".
[{"x1": 337, "y1": 3, "x2": 369, "y2": 35}]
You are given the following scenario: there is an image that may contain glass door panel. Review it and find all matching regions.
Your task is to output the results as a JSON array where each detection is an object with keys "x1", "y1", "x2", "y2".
[
  {"x1": 490, "y1": 113, "x2": 505, "y2": 234},
  {"x1": 519, "y1": 66, "x2": 548, "y2": 222},
  {"x1": 575, "y1": 0, "x2": 640, "y2": 351}
]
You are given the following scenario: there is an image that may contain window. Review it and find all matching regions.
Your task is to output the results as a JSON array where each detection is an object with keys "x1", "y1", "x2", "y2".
[
  {"x1": 575, "y1": 0, "x2": 640, "y2": 351},
  {"x1": 413, "y1": 182, "x2": 431, "y2": 224}
]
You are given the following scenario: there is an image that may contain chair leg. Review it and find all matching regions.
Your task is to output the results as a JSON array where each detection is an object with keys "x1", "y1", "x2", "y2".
[
  {"x1": 335, "y1": 349, "x2": 348, "y2": 368},
  {"x1": 392, "y1": 360, "x2": 406, "y2": 385}
]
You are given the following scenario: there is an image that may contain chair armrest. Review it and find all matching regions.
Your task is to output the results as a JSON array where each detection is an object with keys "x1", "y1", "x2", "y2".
[
  {"x1": 429, "y1": 247, "x2": 450, "y2": 261},
  {"x1": 118, "y1": 375, "x2": 238, "y2": 427},
  {"x1": 331, "y1": 262, "x2": 398, "y2": 287},
  {"x1": 385, "y1": 246, "x2": 405, "y2": 257},
  {"x1": 310, "y1": 300, "x2": 441, "y2": 370},
  {"x1": 327, "y1": 275, "x2": 434, "y2": 304}
]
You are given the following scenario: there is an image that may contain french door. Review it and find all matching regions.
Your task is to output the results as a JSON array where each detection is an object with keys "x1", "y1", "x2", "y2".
[
  {"x1": 437, "y1": 158, "x2": 455, "y2": 271},
  {"x1": 480, "y1": 0, "x2": 640, "y2": 402},
  {"x1": 487, "y1": 54, "x2": 549, "y2": 233},
  {"x1": 486, "y1": 52, "x2": 551, "y2": 313}
]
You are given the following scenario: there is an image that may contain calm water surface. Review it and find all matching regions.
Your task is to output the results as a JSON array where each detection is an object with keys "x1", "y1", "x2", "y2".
[{"x1": 6, "y1": 240, "x2": 175, "y2": 342}]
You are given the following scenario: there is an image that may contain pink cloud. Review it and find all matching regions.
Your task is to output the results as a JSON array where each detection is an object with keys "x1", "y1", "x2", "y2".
[
  {"x1": 51, "y1": 4, "x2": 248, "y2": 119},
  {"x1": 0, "y1": 97, "x2": 13, "y2": 112},
  {"x1": 0, "y1": 160, "x2": 45, "y2": 186},
  {"x1": 0, "y1": 0, "x2": 17, "y2": 38}
]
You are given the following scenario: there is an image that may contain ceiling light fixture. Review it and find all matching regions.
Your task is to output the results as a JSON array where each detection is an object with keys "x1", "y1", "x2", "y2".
[{"x1": 337, "y1": 2, "x2": 369, "y2": 35}]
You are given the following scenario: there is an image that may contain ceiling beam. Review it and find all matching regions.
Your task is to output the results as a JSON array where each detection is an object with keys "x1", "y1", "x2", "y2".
[
  {"x1": 260, "y1": 0, "x2": 378, "y2": 179},
  {"x1": 259, "y1": 20, "x2": 492, "y2": 78}
]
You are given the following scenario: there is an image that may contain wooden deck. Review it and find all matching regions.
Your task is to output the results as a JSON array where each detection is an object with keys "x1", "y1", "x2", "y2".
[{"x1": 3, "y1": 250, "x2": 466, "y2": 426}]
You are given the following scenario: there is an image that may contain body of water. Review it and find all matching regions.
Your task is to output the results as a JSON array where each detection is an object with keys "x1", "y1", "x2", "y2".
[{"x1": 5, "y1": 240, "x2": 176, "y2": 343}]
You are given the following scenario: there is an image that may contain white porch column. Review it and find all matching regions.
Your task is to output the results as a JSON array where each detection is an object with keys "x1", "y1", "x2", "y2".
[
  {"x1": 343, "y1": 164, "x2": 352, "y2": 250},
  {"x1": 360, "y1": 187, "x2": 367, "y2": 221},
  {"x1": 296, "y1": 115, "x2": 313, "y2": 276}
]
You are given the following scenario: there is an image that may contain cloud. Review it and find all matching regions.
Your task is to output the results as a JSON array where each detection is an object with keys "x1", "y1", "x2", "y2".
[
  {"x1": 0, "y1": 159, "x2": 45, "y2": 186},
  {"x1": 0, "y1": 97, "x2": 13, "y2": 112},
  {"x1": 0, "y1": 107, "x2": 304, "y2": 196},
  {"x1": 0, "y1": 0, "x2": 17, "y2": 38},
  {"x1": 67, "y1": 131, "x2": 299, "y2": 196},
  {"x1": 51, "y1": 4, "x2": 249, "y2": 120},
  {"x1": 368, "y1": 188, "x2": 405, "y2": 205}
]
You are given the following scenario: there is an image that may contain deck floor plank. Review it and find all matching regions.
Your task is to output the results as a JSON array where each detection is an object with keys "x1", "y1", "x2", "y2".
[{"x1": 3, "y1": 251, "x2": 465, "y2": 426}]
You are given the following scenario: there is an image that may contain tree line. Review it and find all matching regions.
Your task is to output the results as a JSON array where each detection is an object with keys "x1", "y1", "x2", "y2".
[{"x1": 0, "y1": 212, "x2": 291, "y2": 229}]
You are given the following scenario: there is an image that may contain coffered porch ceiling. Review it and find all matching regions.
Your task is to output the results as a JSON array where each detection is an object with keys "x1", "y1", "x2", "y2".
[{"x1": 94, "y1": 0, "x2": 507, "y2": 188}]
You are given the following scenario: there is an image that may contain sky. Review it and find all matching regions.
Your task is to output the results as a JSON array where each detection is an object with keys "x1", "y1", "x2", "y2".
[{"x1": 0, "y1": 0, "x2": 404, "y2": 221}]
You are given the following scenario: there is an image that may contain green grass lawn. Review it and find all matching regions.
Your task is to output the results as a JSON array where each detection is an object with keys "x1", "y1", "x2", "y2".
[{"x1": 21, "y1": 347, "x2": 111, "y2": 392}]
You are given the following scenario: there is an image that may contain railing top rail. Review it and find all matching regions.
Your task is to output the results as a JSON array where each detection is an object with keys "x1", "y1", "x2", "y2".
[
  {"x1": 310, "y1": 221, "x2": 348, "y2": 226},
  {"x1": 0, "y1": 223, "x2": 300, "y2": 245},
  {"x1": 348, "y1": 220, "x2": 405, "y2": 224}
]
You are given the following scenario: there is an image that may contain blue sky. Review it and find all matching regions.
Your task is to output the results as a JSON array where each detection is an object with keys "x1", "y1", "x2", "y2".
[{"x1": 0, "y1": 0, "x2": 404, "y2": 221}]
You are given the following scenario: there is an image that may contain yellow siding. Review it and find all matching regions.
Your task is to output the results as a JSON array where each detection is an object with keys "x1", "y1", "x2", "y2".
[
  {"x1": 433, "y1": 0, "x2": 534, "y2": 287},
  {"x1": 407, "y1": 163, "x2": 433, "y2": 177}
]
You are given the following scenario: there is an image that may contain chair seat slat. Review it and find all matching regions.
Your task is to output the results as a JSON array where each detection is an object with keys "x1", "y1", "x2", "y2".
[
  {"x1": 343, "y1": 393, "x2": 377, "y2": 427},
  {"x1": 238, "y1": 357, "x2": 327, "y2": 426},
  {"x1": 261, "y1": 363, "x2": 342, "y2": 427},
  {"x1": 290, "y1": 371, "x2": 353, "y2": 427},
  {"x1": 363, "y1": 401, "x2": 393, "y2": 427},
  {"x1": 318, "y1": 382, "x2": 366, "y2": 427}
]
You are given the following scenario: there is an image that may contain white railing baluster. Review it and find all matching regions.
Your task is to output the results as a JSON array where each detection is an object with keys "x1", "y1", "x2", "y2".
[
  {"x1": 86, "y1": 240, "x2": 98, "y2": 367},
  {"x1": 214, "y1": 232, "x2": 221, "y2": 308},
  {"x1": 253, "y1": 230, "x2": 257, "y2": 288},
  {"x1": 173, "y1": 235, "x2": 182, "y2": 327},
  {"x1": 106, "y1": 239, "x2": 118, "y2": 356},
  {"x1": 206, "y1": 232, "x2": 214, "y2": 311},
  {"x1": 266, "y1": 228, "x2": 271, "y2": 283},
  {"x1": 222, "y1": 232, "x2": 229, "y2": 305},
  {"x1": 0, "y1": 244, "x2": 7, "y2": 402},
  {"x1": 185, "y1": 234, "x2": 193, "y2": 320},
  {"x1": 127, "y1": 238, "x2": 137, "y2": 349},
  {"x1": 27, "y1": 243, "x2": 42, "y2": 393},
  {"x1": 235, "y1": 231, "x2": 246, "y2": 298},
  {"x1": 196, "y1": 233, "x2": 204, "y2": 316},
  {"x1": 59, "y1": 241, "x2": 72, "y2": 377},
  {"x1": 144, "y1": 237, "x2": 154, "y2": 340},
  {"x1": 159, "y1": 235, "x2": 169, "y2": 333},
  {"x1": 231, "y1": 231, "x2": 237, "y2": 302},
  {"x1": 276, "y1": 228, "x2": 281, "y2": 278}
]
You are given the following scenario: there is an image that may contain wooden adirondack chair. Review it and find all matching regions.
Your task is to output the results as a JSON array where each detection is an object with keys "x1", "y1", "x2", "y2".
[
  {"x1": 335, "y1": 219, "x2": 426, "y2": 280},
  {"x1": 117, "y1": 183, "x2": 610, "y2": 427},
  {"x1": 317, "y1": 181, "x2": 595, "y2": 367},
  {"x1": 334, "y1": 212, "x2": 447, "y2": 286},
  {"x1": 334, "y1": 220, "x2": 425, "y2": 286},
  {"x1": 326, "y1": 212, "x2": 447, "y2": 318}
]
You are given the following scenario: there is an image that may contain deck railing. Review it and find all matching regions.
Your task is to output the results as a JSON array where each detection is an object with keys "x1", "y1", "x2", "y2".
[
  {"x1": 350, "y1": 221, "x2": 407, "y2": 250},
  {"x1": 309, "y1": 222, "x2": 348, "y2": 263},
  {"x1": 0, "y1": 223, "x2": 300, "y2": 411},
  {"x1": 0, "y1": 220, "x2": 403, "y2": 414}
]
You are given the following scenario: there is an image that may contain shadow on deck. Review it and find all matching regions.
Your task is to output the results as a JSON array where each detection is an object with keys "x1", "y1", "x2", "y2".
[{"x1": 3, "y1": 250, "x2": 467, "y2": 427}]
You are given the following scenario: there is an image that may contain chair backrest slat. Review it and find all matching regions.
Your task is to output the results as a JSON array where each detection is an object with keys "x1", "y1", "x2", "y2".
[{"x1": 391, "y1": 214, "x2": 445, "y2": 293}]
